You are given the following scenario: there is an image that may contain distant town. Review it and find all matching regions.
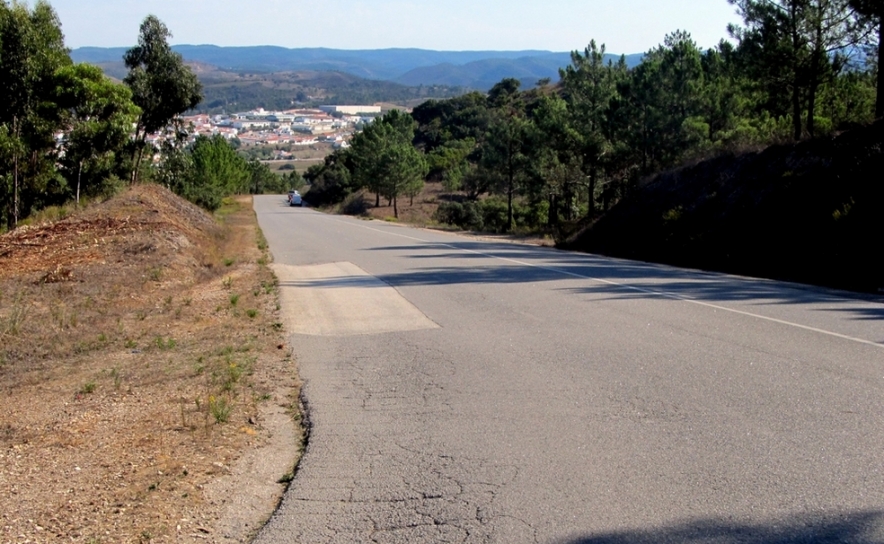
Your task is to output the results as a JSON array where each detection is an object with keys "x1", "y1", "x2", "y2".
[{"x1": 170, "y1": 105, "x2": 384, "y2": 160}]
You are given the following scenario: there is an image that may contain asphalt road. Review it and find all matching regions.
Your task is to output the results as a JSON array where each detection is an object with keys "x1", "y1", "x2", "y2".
[{"x1": 253, "y1": 196, "x2": 884, "y2": 544}]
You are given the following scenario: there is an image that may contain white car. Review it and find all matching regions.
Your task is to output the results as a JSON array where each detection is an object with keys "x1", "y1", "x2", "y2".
[{"x1": 288, "y1": 190, "x2": 303, "y2": 207}]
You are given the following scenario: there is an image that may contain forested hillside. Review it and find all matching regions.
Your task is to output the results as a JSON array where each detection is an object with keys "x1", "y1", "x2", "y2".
[
  {"x1": 304, "y1": 0, "x2": 882, "y2": 290},
  {"x1": 87, "y1": 60, "x2": 467, "y2": 112},
  {"x1": 192, "y1": 69, "x2": 465, "y2": 113}
]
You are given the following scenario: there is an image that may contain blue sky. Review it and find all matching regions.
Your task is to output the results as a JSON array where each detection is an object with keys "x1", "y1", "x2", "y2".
[{"x1": 49, "y1": 0, "x2": 739, "y2": 54}]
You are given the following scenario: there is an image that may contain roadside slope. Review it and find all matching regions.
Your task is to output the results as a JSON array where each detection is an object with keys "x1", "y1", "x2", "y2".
[
  {"x1": 565, "y1": 119, "x2": 884, "y2": 293},
  {"x1": 0, "y1": 185, "x2": 301, "y2": 543}
]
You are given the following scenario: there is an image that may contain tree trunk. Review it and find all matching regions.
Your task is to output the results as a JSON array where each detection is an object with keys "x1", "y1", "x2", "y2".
[
  {"x1": 791, "y1": 6, "x2": 804, "y2": 141},
  {"x1": 806, "y1": 21, "x2": 824, "y2": 138},
  {"x1": 77, "y1": 160, "x2": 82, "y2": 206},
  {"x1": 375, "y1": 192, "x2": 380, "y2": 207},
  {"x1": 792, "y1": 74, "x2": 803, "y2": 140},
  {"x1": 393, "y1": 195, "x2": 398, "y2": 218},
  {"x1": 641, "y1": 105, "x2": 650, "y2": 172},
  {"x1": 11, "y1": 116, "x2": 19, "y2": 229},
  {"x1": 877, "y1": 17, "x2": 884, "y2": 118},
  {"x1": 548, "y1": 193, "x2": 558, "y2": 227},
  {"x1": 587, "y1": 167, "x2": 597, "y2": 220},
  {"x1": 131, "y1": 126, "x2": 146, "y2": 184},
  {"x1": 507, "y1": 180, "x2": 514, "y2": 232},
  {"x1": 807, "y1": 59, "x2": 819, "y2": 137},
  {"x1": 13, "y1": 151, "x2": 19, "y2": 228},
  {"x1": 132, "y1": 144, "x2": 146, "y2": 184}
]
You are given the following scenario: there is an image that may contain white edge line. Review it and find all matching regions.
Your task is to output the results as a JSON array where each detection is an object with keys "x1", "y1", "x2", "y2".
[{"x1": 335, "y1": 217, "x2": 884, "y2": 350}]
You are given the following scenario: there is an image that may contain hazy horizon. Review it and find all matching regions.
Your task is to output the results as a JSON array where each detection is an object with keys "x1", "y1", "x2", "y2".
[{"x1": 50, "y1": 0, "x2": 738, "y2": 55}]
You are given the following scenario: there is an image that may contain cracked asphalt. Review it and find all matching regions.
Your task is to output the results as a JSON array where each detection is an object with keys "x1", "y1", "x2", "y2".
[{"x1": 253, "y1": 197, "x2": 884, "y2": 544}]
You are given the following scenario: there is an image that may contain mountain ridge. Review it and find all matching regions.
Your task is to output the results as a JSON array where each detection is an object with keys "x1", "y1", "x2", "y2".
[{"x1": 71, "y1": 45, "x2": 643, "y2": 90}]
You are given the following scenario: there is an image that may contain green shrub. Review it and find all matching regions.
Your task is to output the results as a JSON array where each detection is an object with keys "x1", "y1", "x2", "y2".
[
  {"x1": 479, "y1": 198, "x2": 508, "y2": 233},
  {"x1": 434, "y1": 200, "x2": 486, "y2": 231},
  {"x1": 516, "y1": 199, "x2": 549, "y2": 229},
  {"x1": 434, "y1": 201, "x2": 464, "y2": 225}
]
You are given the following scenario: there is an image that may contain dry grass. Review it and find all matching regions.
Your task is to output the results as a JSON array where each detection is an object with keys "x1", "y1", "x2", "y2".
[
  {"x1": 0, "y1": 185, "x2": 301, "y2": 543},
  {"x1": 358, "y1": 181, "x2": 447, "y2": 225},
  {"x1": 347, "y1": 182, "x2": 555, "y2": 247},
  {"x1": 266, "y1": 159, "x2": 326, "y2": 175}
]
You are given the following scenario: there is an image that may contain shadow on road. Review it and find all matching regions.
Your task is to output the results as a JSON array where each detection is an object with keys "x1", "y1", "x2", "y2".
[
  {"x1": 559, "y1": 511, "x2": 884, "y2": 544},
  {"x1": 360, "y1": 241, "x2": 884, "y2": 322}
]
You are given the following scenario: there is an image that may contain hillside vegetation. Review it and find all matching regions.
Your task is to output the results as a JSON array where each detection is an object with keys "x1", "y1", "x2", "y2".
[
  {"x1": 564, "y1": 119, "x2": 884, "y2": 293},
  {"x1": 304, "y1": 0, "x2": 883, "y2": 292},
  {"x1": 0, "y1": 185, "x2": 300, "y2": 542},
  {"x1": 93, "y1": 61, "x2": 467, "y2": 113}
]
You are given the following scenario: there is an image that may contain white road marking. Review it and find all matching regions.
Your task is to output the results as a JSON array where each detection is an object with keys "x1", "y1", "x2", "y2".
[
  {"x1": 273, "y1": 262, "x2": 439, "y2": 336},
  {"x1": 334, "y1": 217, "x2": 884, "y2": 350}
]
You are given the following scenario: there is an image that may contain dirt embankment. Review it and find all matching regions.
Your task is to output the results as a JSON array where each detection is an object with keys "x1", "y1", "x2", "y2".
[
  {"x1": 566, "y1": 119, "x2": 884, "y2": 293},
  {"x1": 0, "y1": 185, "x2": 302, "y2": 543}
]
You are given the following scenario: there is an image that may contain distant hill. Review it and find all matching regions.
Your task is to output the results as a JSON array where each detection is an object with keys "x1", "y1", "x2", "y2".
[
  {"x1": 187, "y1": 65, "x2": 467, "y2": 113},
  {"x1": 395, "y1": 53, "x2": 643, "y2": 90},
  {"x1": 71, "y1": 46, "x2": 644, "y2": 90},
  {"x1": 195, "y1": 69, "x2": 466, "y2": 113}
]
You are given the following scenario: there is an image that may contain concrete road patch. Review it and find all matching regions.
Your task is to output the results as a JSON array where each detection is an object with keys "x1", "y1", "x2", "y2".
[{"x1": 272, "y1": 262, "x2": 439, "y2": 336}]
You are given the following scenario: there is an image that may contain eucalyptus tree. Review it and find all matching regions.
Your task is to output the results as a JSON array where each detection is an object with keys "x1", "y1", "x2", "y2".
[
  {"x1": 0, "y1": 0, "x2": 70, "y2": 228},
  {"x1": 124, "y1": 15, "x2": 202, "y2": 183},
  {"x1": 54, "y1": 64, "x2": 140, "y2": 204}
]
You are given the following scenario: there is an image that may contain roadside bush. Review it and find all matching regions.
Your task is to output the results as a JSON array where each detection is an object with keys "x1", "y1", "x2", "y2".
[
  {"x1": 437, "y1": 197, "x2": 552, "y2": 233},
  {"x1": 434, "y1": 201, "x2": 484, "y2": 230},
  {"x1": 435, "y1": 201, "x2": 464, "y2": 225},
  {"x1": 479, "y1": 197, "x2": 508, "y2": 233},
  {"x1": 461, "y1": 202, "x2": 483, "y2": 230},
  {"x1": 302, "y1": 161, "x2": 353, "y2": 206},
  {"x1": 341, "y1": 192, "x2": 368, "y2": 216},
  {"x1": 517, "y1": 199, "x2": 549, "y2": 229}
]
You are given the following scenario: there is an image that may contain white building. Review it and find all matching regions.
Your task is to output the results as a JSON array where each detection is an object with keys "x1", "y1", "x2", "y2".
[{"x1": 319, "y1": 105, "x2": 382, "y2": 115}]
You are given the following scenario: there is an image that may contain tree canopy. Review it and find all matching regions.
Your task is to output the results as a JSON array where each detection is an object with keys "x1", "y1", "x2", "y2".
[
  {"x1": 124, "y1": 15, "x2": 202, "y2": 182},
  {"x1": 306, "y1": 0, "x2": 879, "y2": 235}
]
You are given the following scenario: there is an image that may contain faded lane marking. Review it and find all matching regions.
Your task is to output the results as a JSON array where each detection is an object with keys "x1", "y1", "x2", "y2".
[{"x1": 273, "y1": 262, "x2": 439, "y2": 336}]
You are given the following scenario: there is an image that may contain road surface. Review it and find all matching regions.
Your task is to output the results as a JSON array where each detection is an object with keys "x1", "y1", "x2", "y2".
[{"x1": 253, "y1": 196, "x2": 884, "y2": 544}]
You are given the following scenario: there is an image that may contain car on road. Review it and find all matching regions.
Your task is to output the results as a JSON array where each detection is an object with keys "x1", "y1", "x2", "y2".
[{"x1": 287, "y1": 190, "x2": 303, "y2": 207}]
